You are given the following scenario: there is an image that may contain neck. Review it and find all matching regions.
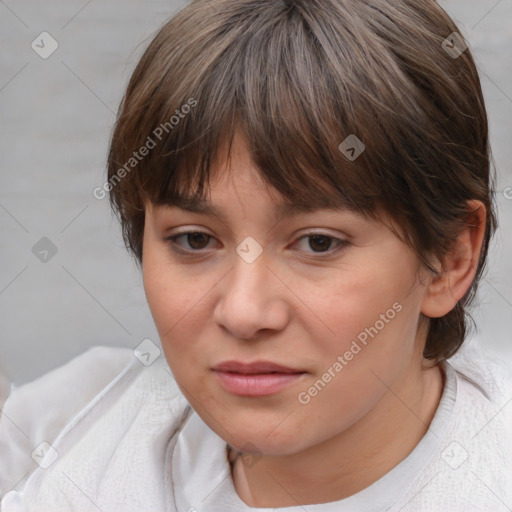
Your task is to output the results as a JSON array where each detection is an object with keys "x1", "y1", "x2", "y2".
[{"x1": 231, "y1": 361, "x2": 444, "y2": 507}]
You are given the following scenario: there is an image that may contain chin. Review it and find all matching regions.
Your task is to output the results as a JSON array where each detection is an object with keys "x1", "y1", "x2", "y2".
[{"x1": 215, "y1": 416, "x2": 310, "y2": 456}]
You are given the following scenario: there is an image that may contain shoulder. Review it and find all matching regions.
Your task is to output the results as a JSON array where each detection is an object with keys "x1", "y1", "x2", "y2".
[
  {"x1": 448, "y1": 342, "x2": 512, "y2": 433},
  {"x1": 5, "y1": 344, "x2": 134, "y2": 399},
  {"x1": 0, "y1": 346, "x2": 135, "y2": 497},
  {"x1": 0, "y1": 344, "x2": 191, "y2": 510},
  {"x1": 394, "y1": 343, "x2": 512, "y2": 511},
  {"x1": 448, "y1": 343, "x2": 512, "y2": 471},
  {"x1": 1, "y1": 345, "x2": 135, "y2": 439}
]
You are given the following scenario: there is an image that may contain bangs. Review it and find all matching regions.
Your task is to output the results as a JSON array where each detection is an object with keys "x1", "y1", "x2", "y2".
[{"x1": 111, "y1": 0, "x2": 424, "y2": 219}]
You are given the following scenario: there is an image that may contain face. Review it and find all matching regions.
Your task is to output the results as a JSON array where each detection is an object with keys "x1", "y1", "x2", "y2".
[{"x1": 142, "y1": 133, "x2": 431, "y2": 456}]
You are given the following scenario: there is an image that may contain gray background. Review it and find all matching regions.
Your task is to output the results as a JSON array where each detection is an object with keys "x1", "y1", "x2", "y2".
[{"x1": 1, "y1": 0, "x2": 511, "y2": 393}]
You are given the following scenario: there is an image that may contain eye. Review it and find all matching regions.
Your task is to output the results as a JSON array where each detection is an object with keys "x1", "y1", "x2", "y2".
[
  {"x1": 166, "y1": 230, "x2": 349, "y2": 257},
  {"x1": 293, "y1": 232, "x2": 349, "y2": 256},
  {"x1": 166, "y1": 231, "x2": 217, "y2": 253}
]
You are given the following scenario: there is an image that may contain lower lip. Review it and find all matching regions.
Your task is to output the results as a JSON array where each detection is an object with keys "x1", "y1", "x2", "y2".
[{"x1": 213, "y1": 371, "x2": 305, "y2": 396}]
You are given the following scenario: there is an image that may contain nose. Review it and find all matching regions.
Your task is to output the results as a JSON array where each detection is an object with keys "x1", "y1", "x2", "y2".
[{"x1": 213, "y1": 248, "x2": 289, "y2": 341}]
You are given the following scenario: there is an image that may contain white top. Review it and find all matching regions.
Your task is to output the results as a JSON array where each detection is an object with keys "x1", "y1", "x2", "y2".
[{"x1": 0, "y1": 344, "x2": 511, "y2": 511}]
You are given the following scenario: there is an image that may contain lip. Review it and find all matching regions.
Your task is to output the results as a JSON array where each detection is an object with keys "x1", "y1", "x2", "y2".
[
  {"x1": 213, "y1": 360, "x2": 302, "y2": 374},
  {"x1": 212, "y1": 360, "x2": 306, "y2": 396}
]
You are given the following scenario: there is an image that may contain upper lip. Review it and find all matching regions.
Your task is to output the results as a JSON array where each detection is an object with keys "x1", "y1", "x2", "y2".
[{"x1": 213, "y1": 360, "x2": 304, "y2": 374}]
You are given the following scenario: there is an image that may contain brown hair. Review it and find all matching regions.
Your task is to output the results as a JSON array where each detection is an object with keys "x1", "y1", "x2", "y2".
[{"x1": 107, "y1": 0, "x2": 497, "y2": 361}]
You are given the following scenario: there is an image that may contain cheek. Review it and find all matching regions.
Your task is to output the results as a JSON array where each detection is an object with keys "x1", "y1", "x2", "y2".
[
  {"x1": 288, "y1": 295, "x2": 420, "y2": 451},
  {"x1": 144, "y1": 271, "x2": 210, "y2": 402},
  {"x1": 142, "y1": 231, "x2": 204, "y2": 332},
  {"x1": 144, "y1": 266, "x2": 199, "y2": 344},
  {"x1": 142, "y1": 244, "x2": 221, "y2": 382},
  {"x1": 301, "y1": 255, "x2": 418, "y2": 358},
  {"x1": 297, "y1": 258, "x2": 424, "y2": 418}
]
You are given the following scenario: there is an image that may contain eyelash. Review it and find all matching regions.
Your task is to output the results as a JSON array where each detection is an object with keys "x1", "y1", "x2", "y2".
[{"x1": 165, "y1": 231, "x2": 349, "y2": 258}]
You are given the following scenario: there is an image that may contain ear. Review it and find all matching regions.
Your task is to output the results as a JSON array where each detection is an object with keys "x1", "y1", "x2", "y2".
[{"x1": 421, "y1": 200, "x2": 487, "y2": 318}]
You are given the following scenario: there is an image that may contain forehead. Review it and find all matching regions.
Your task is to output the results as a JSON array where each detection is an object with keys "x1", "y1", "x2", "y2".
[
  {"x1": 172, "y1": 132, "x2": 350, "y2": 216},
  {"x1": 167, "y1": 193, "x2": 349, "y2": 220}
]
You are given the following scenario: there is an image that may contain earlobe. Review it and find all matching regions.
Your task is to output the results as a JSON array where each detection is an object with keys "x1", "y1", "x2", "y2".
[{"x1": 421, "y1": 200, "x2": 487, "y2": 319}]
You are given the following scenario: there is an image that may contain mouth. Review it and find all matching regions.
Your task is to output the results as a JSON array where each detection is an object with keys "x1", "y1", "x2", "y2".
[{"x1": 212, "y1": 360, "x2": 307, "y2": 396}]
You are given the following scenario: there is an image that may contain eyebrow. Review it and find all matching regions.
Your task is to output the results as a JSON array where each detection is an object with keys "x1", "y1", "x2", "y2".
[{"x1": 165, "y1": 195, "x2": 346, "y2": 223}]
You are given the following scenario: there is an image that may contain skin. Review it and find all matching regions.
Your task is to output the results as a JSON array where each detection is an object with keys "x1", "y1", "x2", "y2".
[{"x1": 142, "y1": 132, "x2": 486, "y2": 507}]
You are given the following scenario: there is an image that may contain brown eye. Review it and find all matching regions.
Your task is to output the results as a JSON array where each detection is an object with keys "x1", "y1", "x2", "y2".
[
  {"x1": 294, "y1": 232, "x2": 349, "y2": 257},
  {"x1": 186, "y1": 232, "x2": 211, "y2": 249},
  {"x1": 308, "y1": 235, "x2": 333, "y2": 252},
  {"x1": 166, "y1": 231, "x2": 215, "y2": 252}
]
